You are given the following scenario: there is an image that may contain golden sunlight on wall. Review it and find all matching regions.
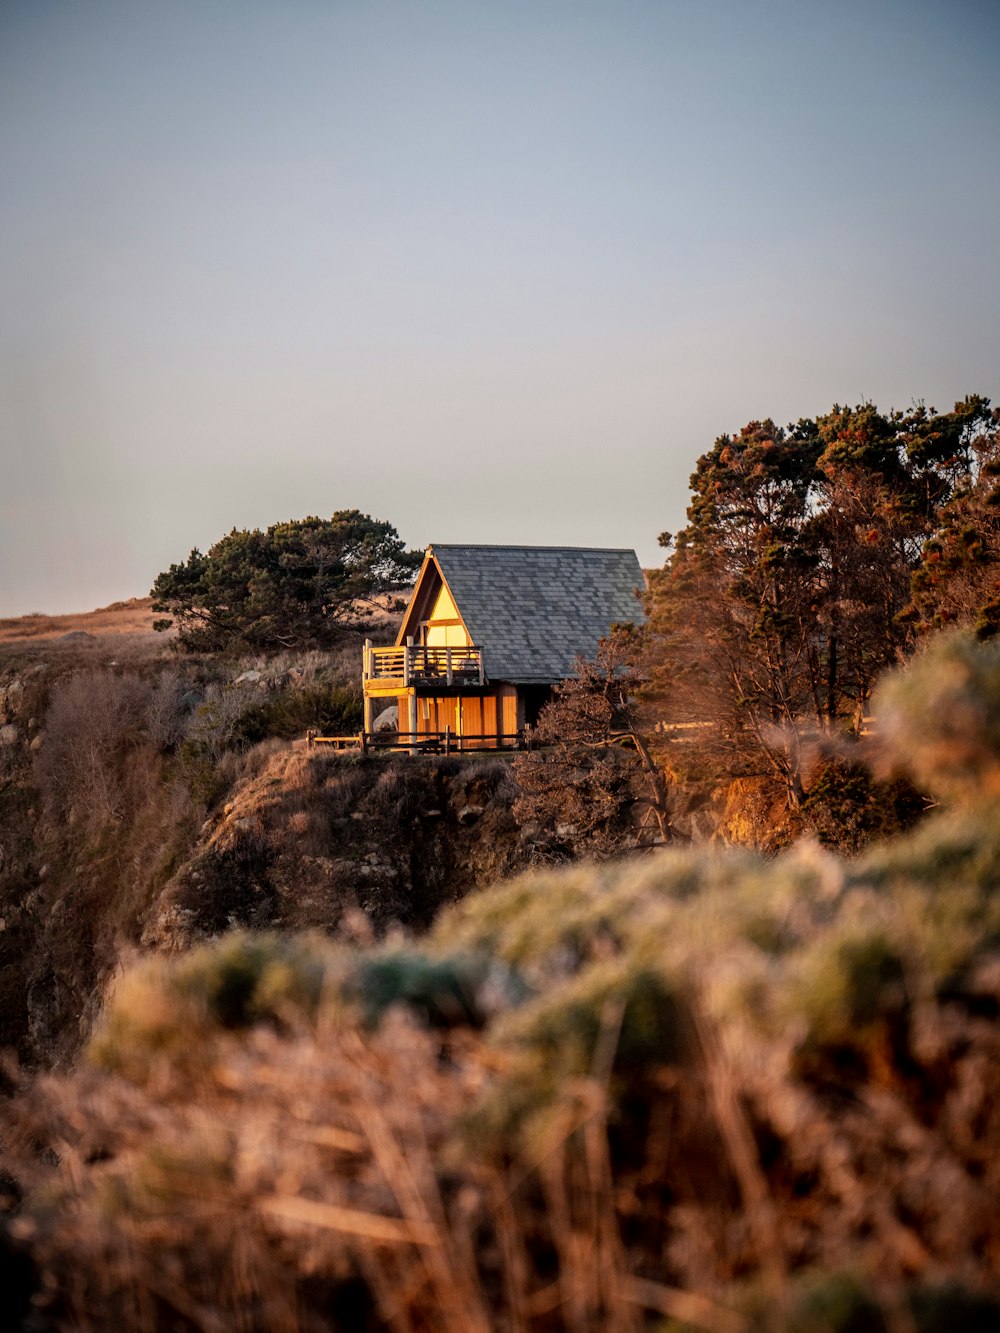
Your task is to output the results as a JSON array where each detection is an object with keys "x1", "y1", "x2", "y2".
[{"x1": 423, "y1": 584, "x2": 470, "y2": 647}]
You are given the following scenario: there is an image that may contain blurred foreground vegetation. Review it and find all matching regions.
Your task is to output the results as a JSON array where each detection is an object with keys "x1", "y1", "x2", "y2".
[{"x1": 4, "y1": 633, "x2": 1000, "y2": 1330}]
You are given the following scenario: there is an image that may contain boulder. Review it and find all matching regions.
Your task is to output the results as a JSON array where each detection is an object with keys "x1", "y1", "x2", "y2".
[{"x1": 372, "y1": 705, "x2": 399, "y2": 732}]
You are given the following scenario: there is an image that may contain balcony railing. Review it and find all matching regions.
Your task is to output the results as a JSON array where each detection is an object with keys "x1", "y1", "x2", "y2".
[{"x1": 363, "y1": 641, "x2": 485, "y2": 688}]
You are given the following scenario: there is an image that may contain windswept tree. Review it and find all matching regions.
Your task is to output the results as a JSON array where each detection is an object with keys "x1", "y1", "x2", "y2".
[
  {"x1": 803, "y1": 401, "x2": 929, "y2": 733},
  {"x1": 647, "y1": 417, "x2": 825, "y2": 803},
  {"x1": 646, "y1": 399, "x2": 991, "y2": 807},
  {"x1": 151, "y1": 510, "x2": 421, "y2": 653}
]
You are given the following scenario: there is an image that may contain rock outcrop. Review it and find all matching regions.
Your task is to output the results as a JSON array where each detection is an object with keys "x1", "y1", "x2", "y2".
[{"x1": 143, "y1": 748, "x2": 528, "y2": 953}]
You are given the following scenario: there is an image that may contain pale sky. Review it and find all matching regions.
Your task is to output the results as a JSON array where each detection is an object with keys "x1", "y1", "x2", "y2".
[{"x1": 1, "y1": 0, "x2": 998, "y2": 614}]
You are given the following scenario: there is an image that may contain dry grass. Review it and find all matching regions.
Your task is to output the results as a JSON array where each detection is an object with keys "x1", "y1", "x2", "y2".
[
  {"x1": 6, "y1": 783, "x2": 1000, "y2": 1331},
  {"x1": 0, "y1": 597, "x2": 170, "y2": 645},
  {"x1": 5, "y1": 633, "x2": 1000, "y2": 1330},
  {"x1": 2, "y1": 938, "x2": 758, "y2": 1333},
  {"x1": 0, "y1": 588, "x2": 402, "y2": 650}
]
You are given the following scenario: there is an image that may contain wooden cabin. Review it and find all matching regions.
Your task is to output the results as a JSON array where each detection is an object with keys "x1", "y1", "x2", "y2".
[{"x1": 362, "y1": 544, "x2": 645, "y2": 750}]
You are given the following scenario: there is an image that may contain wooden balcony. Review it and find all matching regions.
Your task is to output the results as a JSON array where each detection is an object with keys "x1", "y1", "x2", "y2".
[{"x1": 363, "y1": 641, "x2": 486, "y2": 691}]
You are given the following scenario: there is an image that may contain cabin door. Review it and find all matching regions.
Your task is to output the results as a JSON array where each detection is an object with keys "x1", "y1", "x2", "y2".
[{"x1": 499, "y1": 686, "x2": 518, "y2": 741}]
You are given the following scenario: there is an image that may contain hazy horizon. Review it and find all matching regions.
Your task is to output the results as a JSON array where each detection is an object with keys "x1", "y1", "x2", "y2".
[{"x1": 2, "y1": 0, "x2": 998, "y2": 616}]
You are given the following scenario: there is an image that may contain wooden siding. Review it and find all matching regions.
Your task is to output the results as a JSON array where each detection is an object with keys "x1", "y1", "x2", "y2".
[
  {"x1": 420, "y1": 696, "x2": 458, "y2": 735},
  {"x1": 500, "y1": 685, "x2": 518, "y2": 738},
  {"x1": 390, "y1": 687, "x2": 521, "y2": 748},
  {"x1": 423, "y1": 584, "x2": 470, "y2": 648},
  {"x1": 459, "y1": 695, "x2": 492, "y2": 749}
]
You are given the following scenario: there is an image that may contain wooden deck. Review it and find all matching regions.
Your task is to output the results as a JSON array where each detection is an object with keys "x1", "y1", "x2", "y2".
[{"x1": 363, "y1": 642, "x2": 485, "y2": 693}]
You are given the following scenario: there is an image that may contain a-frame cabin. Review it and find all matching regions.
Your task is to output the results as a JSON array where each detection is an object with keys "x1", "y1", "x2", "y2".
[{"x1": 362, "y1": 544, "x2": 645, "y2": 750}]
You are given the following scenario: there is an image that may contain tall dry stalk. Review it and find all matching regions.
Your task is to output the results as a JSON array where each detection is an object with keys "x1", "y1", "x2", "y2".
[{"x1": 692, "y1": 995, "x2": 789, "y2": 1332}]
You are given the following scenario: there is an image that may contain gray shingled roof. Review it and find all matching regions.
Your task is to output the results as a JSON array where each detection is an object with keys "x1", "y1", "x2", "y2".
[{"x1": 430, "y1": 545, "x2": 645, "y2": 684}]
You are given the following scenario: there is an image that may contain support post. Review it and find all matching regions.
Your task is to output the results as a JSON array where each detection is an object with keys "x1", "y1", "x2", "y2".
[
  {"x1": 407, "y1": 692, "x2": 418, "y2": 757},
  {"x1": 363, "y1": 692, "x2": 374, "y2": 738},
  {"x1": 404, "y1": 636, "x2": 412, "y2": 686},
  {"x1": 363, "y1": 638, "x2": 372, "y2": 681},
  {"x1": 444, "y1": 724, "x2": 451, "y2": 755},
  {"x1": 478, "y1": 649, "x2": 485, "y2": 687},
  {"x1": 446, "y1": 646, "x2": 453, "y2": 686}
]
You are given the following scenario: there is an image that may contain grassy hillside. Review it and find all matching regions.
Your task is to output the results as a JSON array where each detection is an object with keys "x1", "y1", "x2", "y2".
[
  {"x1": 3, "y1": 633, "x2": 1000, "y2": 1330},
  {"x1": 0, "y1": 620, "x2": 539, "y2": 1067},
  {"x1": 0, "y1": 598, "x2": 168, "y2": 645},
  {"x1": 0, "y1": 596, "x2": 904, "y2": 1073}
]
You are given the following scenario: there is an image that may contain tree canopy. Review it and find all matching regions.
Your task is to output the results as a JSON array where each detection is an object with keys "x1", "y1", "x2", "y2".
[
  {"x1": 645, "y1": 397, "x2": 995, "y2": 805},
  {"x1": 151, "y1": 510, "x2": 421, "y2": 652},
  {"x1": 906, "y1": 399, "x2": 1000, "y2": 638}
]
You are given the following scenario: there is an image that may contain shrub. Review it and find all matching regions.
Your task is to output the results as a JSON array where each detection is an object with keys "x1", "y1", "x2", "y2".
[
  {"x1": 89, "y1": 932, "x2": 342, "y2": 1082},
  {"x1": 350, "y1": 949, "x2": 508, "y2": 1028},
  {"x1": 242, "y1": 682, "x2": 363, "y2": 740},
  {"x1": 874, "y1": 630, "x2": 1000, "y2": 803},
  {"x1": 459, "y1": 755, "x2": 520, "y2": 801},
  {"x1": 803, "y1": 757, "x2": 924, "y2": 854},
  {"x1": 144, "y1": 668, "x2": 192, "y2": 751},
  {"x1": 179, "y1": 689, "x2": 265, "y2": 764},
  {"x1": 788, "y1": 922, "x2": 910, "y2": 1082},
  {"x1": 34, "y1": 670, "x2": 154, "y2": 829},
  {"x1": 365, "y1": 760, "x2": 428, "y2": 824}
]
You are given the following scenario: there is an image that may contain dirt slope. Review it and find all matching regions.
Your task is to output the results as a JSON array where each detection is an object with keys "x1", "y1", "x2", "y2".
[{"x1": 143, "y1": 746, "x2": 528, "y2": 951}]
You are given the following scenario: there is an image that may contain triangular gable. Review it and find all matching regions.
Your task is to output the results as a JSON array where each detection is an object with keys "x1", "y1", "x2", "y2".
[{"x1": 395, "y1": 549, "x2": 473, "y2": 648}]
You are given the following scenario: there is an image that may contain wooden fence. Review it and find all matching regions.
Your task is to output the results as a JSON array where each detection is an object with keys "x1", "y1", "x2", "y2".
[{"x1": 307, "y1": 726, "x2": 532, "y2": 755}]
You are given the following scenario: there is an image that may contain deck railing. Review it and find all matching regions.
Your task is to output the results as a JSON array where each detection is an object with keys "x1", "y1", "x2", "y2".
[{"x1": 363, "y1": 641, "x2": 485, "y2": 687}]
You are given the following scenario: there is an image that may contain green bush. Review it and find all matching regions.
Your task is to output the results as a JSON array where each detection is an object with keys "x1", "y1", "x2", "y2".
[
  {"x1": 492, "y1": 957, "x2": 687, "y2": 1079},
  {"x1": 241, "y1": 683, "x2": 363, "y2": 741},
  {"x1": 803, "y1": 757, "x2": 924, "y2": 854},
  {"x1": 874, "y1": 631, "x2": 1000, "y2": 803},
  {"x1": 789, "y1": 923, "x2": 908, "y2": 1064},
  {"x1": 172, "y1": 931, "x2": 330, "y2": 1028},
  {"x1": 861, "y1": 811, "x2": 1000, "y2": 984},
  {"x1": 350, "y1": 949, "x2": 510, "y2": 1028},
  {"x1": 89, "y1": 932, "x2": 342, "y2": 1081}
]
